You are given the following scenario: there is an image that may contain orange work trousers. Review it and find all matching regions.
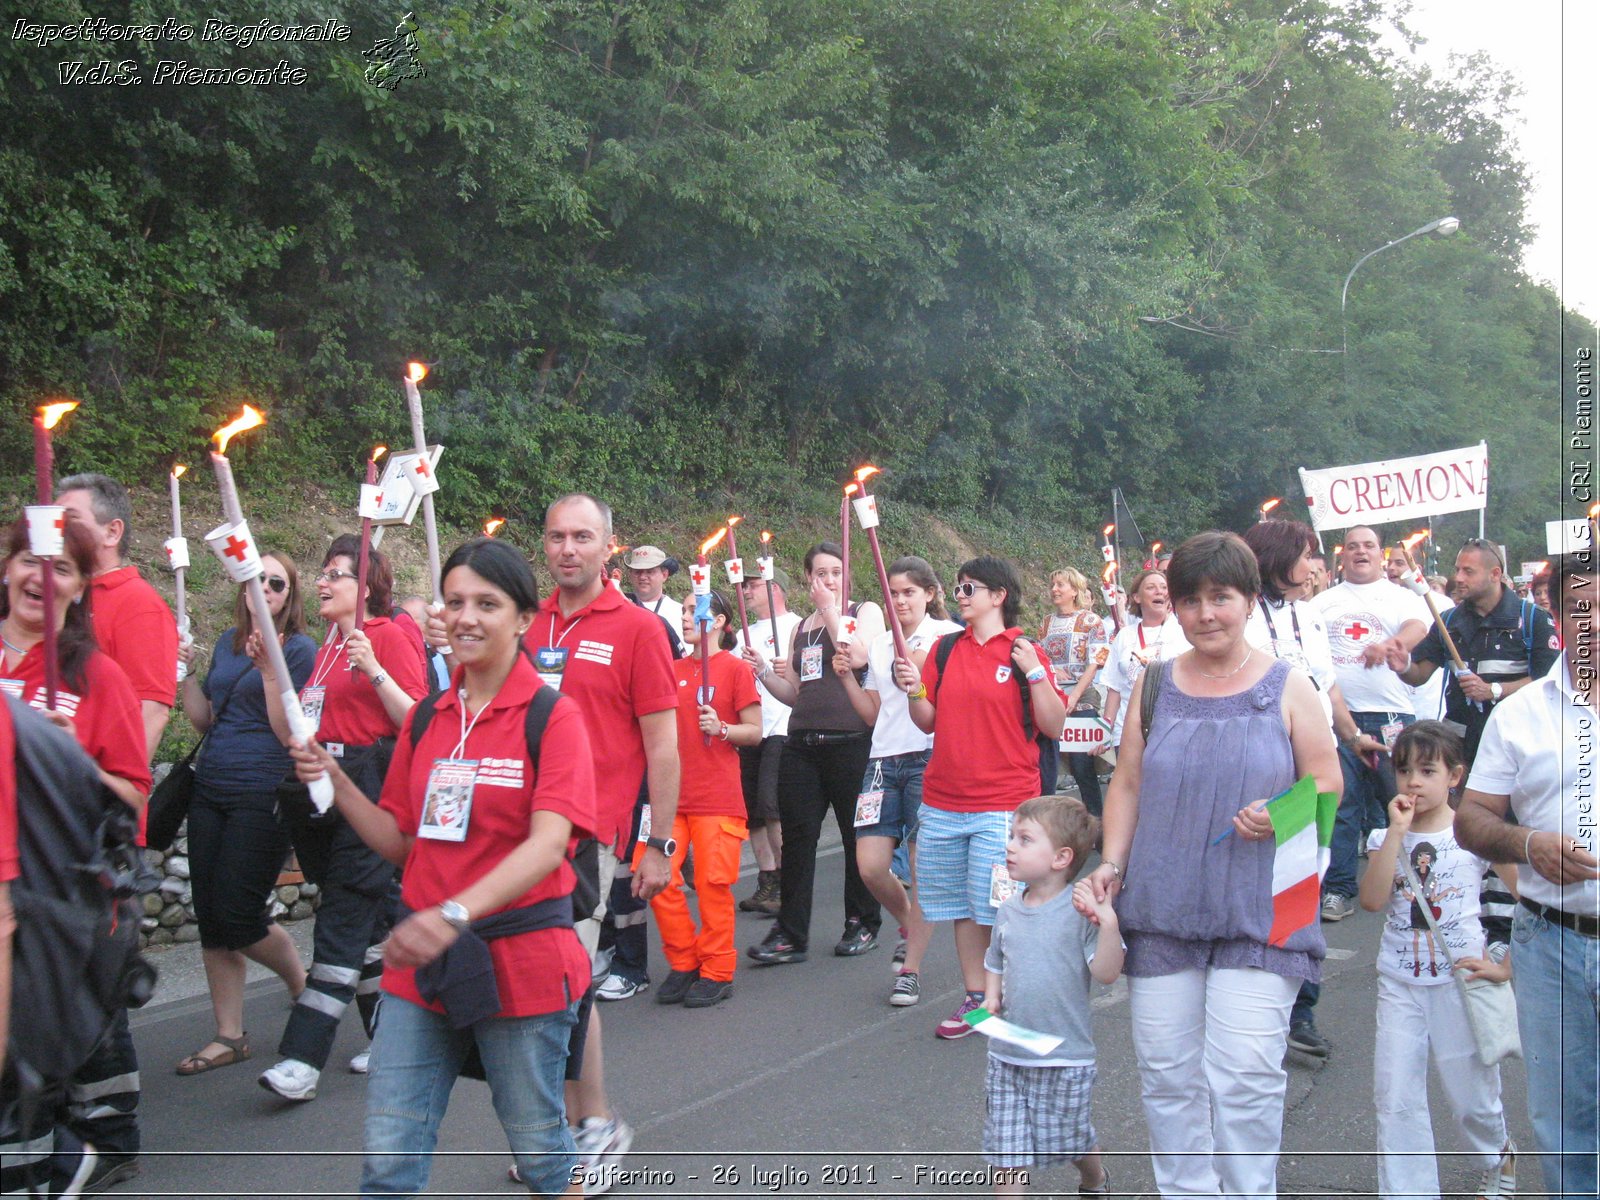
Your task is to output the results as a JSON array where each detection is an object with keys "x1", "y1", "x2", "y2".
[{"x1": 634, "y1": 813, "x2": 748, "y2": 983}]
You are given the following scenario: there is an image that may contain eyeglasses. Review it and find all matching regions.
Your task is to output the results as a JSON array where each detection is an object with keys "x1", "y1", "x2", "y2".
[
  {"x1": 315, "y1": 568, "x2": 356, "y2": 584},
  {"x1": 264, "y1": 576, "x2": 288, "y2": 595},
  {"x1": 952, "y1": 581, "x2": 992, "y2": 599}
]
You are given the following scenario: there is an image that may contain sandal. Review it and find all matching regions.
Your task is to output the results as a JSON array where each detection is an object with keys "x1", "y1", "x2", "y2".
[
  {"x1": 1080, "y1": 1169, "x2": 1112, "y2": 1196},
  {"x1": 176, "y1": 1033, "x2": 251, "y2": 1076}
]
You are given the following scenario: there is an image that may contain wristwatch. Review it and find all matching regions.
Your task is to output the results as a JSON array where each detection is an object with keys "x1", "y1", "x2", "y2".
[
  {"x1": 438, "y1": 899, "x2": 472, "y2": 932},
  {"x1": 718, "y1": 721, "x2": 731, "y2": 741},
  {"x1": 644, "y1": 835, "x2": 678, "y2": 857},
  {"x1": 370, "y1": 670, "x2": 389, "y2": 688},
  {"x1": 1025, "y1": 667, "x2": 1047, "y2": 684},
  {"x1": 1490, "y1": 682, "x2": 1504, "y2": 702}
]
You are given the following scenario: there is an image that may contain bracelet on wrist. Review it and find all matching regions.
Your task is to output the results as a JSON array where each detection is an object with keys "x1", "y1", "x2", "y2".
[
  {"x1": 909, "y1": 682, "x2": 929, "y2": 701},
  {"x1": 1025, "y1": 667, "x2": 1047, "y2": 684},
  {"x1": 1524, "y1": 828, "x2": 1536, "y2": 864},
  {"x1": 1106, "y1": 861, "x2": 1123, "y2": 880}
]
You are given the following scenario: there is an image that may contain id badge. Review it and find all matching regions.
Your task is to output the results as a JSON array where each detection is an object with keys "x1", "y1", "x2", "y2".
[
  {"x1": 854, "y1": 790, "x2": 884, "y2": 827},
  {"x1": 300, "y1": 685, "x2": 327, "y2": 733},
  {"x1": 419, "y1": 758, "x2": 478, "y2": 842},
  {"x1": 800, "y1": 644, "x2": 824, "y2": 682},
  {"x1": 1380, "y1": 720, "x2": 1404, "y2": 751},
  {"x1": 535, "y1": 646, "x2": 569, "y2": 691},
  {"x1": 990, "y1": 862, "x2": 1019, "y2": 907},
  {"x1": 637, "y1": 804, "x2": 652, "y2": 843}
]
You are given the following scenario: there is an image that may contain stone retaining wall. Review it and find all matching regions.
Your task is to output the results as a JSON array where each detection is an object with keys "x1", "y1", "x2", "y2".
[{"x1": 140, "y1": 824, "x2": 319, "y2": 948}]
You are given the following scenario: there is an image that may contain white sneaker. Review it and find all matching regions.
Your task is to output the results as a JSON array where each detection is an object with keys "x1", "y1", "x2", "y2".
[
  {"x1": 573, "y1": 1116, "x2": 635, "y2": 1196},
  {"x1": 595, "y1": 973, "x2": 648, "y2": 1002},
  {"x1": 259, "y1": 1057, "x2": 320, "y2": 1101},
  {"x1": 1477, "y1": 1139, "x2": 1517, "y2": 1198},
  {"x1": 349, "y1": 1049, "x2": 370, "y2": 1074}
]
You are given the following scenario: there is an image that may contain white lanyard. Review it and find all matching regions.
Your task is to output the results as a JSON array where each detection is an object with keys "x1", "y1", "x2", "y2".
[
  {"x1": 547, "y1": 614, "x2": 583, "y2": 649},
  {"x1": 452, "y1": 689, "x2": 491, "y2": 758},
  {"x1": 308, "y1": 629, "x2": 347, "y2": 690}
]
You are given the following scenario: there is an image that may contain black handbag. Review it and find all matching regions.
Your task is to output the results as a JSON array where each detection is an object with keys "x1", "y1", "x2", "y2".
[{"x1": 145, "y1": 677, "x2": 235, "y2": 852}]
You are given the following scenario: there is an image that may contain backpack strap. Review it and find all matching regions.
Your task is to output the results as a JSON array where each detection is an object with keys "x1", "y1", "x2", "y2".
[
  {"x1": 931, "y1": 630, "x2": 1037, "y2": 741},
  {"x1": 1140, "y1": 658, "x2": 1163, "y2": 742},
  {"x1": 407, "y1": 690, "x2": 443, "y2": 749},
  {"x1": 521, "y1": 684, "x2": 560, "y2": 769},
  {"x1": 1519, "y1": 598, "x2": 1535, "y2": 657}
]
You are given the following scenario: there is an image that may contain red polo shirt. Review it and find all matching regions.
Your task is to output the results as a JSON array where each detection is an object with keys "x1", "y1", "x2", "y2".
[
  {"x1": 0, "y1": 701, "x2": 16, "y2": 884},
  {"x1": 1, "y1": 646, "x2": 153, "y2": 803},
  {"x1": 302, "y1": 616, "x2": 430, "y2": 747},
  {"x1": 380, "y1": 654, "x2": 596, "y2": 1018},
  {"x1": 90, "y1": 565, "x2": 178, "y2": 708},
  {"x1": 526, "y1": 585, "x2": 678, "y2": 849},
  {"x1": 674, "y1": 651, "x2": 761, "y2": 817},
  {"x1": 921, "y1": 626, "x2": 1063, "y2": 813}
]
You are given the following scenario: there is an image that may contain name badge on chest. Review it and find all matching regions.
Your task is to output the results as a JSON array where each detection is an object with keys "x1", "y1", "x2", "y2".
[
  {"x1": 535, "y1": 646, "x2": 569, "y2": 691},
  {"x1": 800, "y1": 644, "x2": 824, "y2": 682},
  {"x1": 419, "y1": 758, "x2": 478, "y2": 842},
  {"x1": 300, "y1": 685, "x2": 327, "y2": 733}
]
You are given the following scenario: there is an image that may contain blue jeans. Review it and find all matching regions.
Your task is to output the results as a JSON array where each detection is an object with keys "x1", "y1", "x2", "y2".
[
  {"x1": 362, "y1": 995, "x2": 579, "y2": 1197},
  {"x1": 856, "y1": 750, "x2": 930, "y2": 842},
  {"x1": 1324, "y1": 710, "x2": 1412, "y2": 899},
  {"x1": 1512, "y1": 904, "x2": 1600, "y2": 1199}
]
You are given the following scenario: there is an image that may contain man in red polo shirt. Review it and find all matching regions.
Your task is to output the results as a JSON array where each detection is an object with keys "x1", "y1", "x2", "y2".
[
  {"x1": 532, "y1": 494, "x2": 679, "y2": 1188},
  {"x1": 57, "y1": 474, "x2": 178, "y2": 759}
]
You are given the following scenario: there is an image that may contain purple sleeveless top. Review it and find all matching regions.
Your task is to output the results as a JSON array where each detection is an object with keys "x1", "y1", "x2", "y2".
[{"x1": 1117, "y1": 657, "x2": 1324, "y2": 983}]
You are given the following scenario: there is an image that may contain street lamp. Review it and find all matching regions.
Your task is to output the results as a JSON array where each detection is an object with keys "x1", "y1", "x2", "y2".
[{"x1": 1341, "y1": 216, "x2": 1460, "y2": 356}]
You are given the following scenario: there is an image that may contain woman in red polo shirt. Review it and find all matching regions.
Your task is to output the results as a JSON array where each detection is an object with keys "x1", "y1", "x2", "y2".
[
  {"x1": 255, "y1": 533, "x2": 429, "y2": 1102},
  {"x1": 0, "y1": 518, "x2": 149, "y2": 809},
  {"x1": 637, "y1": 591, "x2": 761, "y2": 1008},
  {"x1": 288, "y1": 536, "x2": 595, "y2": 1198}
]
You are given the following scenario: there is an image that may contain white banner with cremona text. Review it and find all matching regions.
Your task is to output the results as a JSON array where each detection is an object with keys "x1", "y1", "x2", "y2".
[{"x1": 1299, "y1": 442, "x2": 1487, "y2": 532}]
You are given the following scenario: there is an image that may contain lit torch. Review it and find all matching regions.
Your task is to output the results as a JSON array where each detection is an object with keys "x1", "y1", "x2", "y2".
[
  {"x1": 483, "y1": 517, "x2": 506, "y2": 538},
  {"x1": 168, "y1": 464, "x2": 191, "y2": 666},
  {"x1": 1258, "y1": 498, "x2": 1283, "y2": 522},
  {"x1": 209, "y1": 405, "x2": 334, "y2": 813},
  {"x1": 1397, "y1": 530, "x2": 1467, "y2": 674},
  {"x1": 850, "y1": 465, "x2": 909, "y2": 664},
  {"x1": 841, "y1": 481, "x2": 858, "y2": 613},
  {"x1": 725, "y1": 516, "x2": 753, "y2": 651},
  {"x1": 695, "y1": 528, "x2": 728, "y2": 745},
  {"x1": 354, "y1": 445, "x2": 387, "y2": 632},
  {"x1": 402, "y1": 361, "x2": 445, "y2": 618},
  {"x1": 30, "y1": 401, "x2": 78, "y2": 707},
  {"x1": 759, "y1": 529, "x2": 783, "y2": 660}
]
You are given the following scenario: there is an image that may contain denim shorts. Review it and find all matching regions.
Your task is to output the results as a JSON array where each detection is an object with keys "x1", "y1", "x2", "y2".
[
  {"x1": 855, "y1": 749, "x2": 931, "y2": 843},
  {"x1": 916, "y1": 804, "x2": 1012, "y2": 925}
]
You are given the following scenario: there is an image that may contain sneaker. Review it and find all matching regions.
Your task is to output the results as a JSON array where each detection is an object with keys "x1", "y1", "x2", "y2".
[
  {"x1": 1477, "y1": 1139, "x2": 1517, "y2": 1198},
  {"x1": 1320, "y1": 893, "x2": 1356, "y2": 922},
  {"x1": 890, "y1": 971, "x2": 922, "y2": 1007},
  {"x1": 349, "y1": 1048, "x2": 370, "y2": 1074},
  {"x1": 936, "y1": 991, "x2": 985, "y2": 1039},
  {"x1": 595, "y1": 973, "x2": 649, "y2": 1002},
  {"x1": 1287, "y1": 1020, "x2": 1330, "y2": 1058},
  {"x1": 79, "y1": 1149, "x2": 140, "y2": 1195},
  {"x1": 683, "y1": 977, "x2": 733, "y2": 1008},
  {"x1": 573, "y1": 1115, "x2": 635, "y2": 1196},
  {"x1": 654, "y1": 968, "x2": 700, "y2": 1005},
  {"x1": 259, "y1": 1057, "x2": 320, "y2": 1101},
  {"x1": 834, "y1": 917, "x2": 879, "y2": 957},
  {"x1": 747, "y1": 929, "x2": 807, "y2": 966}
]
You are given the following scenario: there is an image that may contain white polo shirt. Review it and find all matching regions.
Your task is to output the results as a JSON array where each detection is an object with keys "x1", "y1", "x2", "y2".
[
  {"x1": 863, "y1": 615, "x2": 963, "y2": 758},
  {"x1": 746, "y1": 612, "x2": 803, "y2": 738},
  {"x1": 1467, "y1": 654, "x2": 1599, "y2": 917},
  {"x1": 1245, "y1": 595, "x2": 1336, "y2": 727}
]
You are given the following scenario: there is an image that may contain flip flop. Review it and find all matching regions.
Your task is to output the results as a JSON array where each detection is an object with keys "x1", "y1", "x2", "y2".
[
  {"x1": 1080, "y1": 1169, "x2": 1112, "y2": 1196},
  {"x1": 176, "y1": 1033, "x2": 251, "y2": 1076}
]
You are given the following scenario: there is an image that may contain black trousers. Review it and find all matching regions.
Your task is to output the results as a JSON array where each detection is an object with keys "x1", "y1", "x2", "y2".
[{"x1": 775, "y1": 734, "x2": 880, "y2": 950}]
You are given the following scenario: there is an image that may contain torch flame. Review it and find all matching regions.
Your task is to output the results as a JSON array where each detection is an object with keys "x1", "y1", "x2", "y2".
[
  {"x1": 1401, "y1": 530, "x2": 1429, "y2": 552},
  {"x1": 1151, "y1": 541, "x2": 1163, "y2": 555},
  {"x1": 844, "y1": 482, "x2": 859, "y2": 497},
  {"x1": 1102, "y1": 562, "x2": 1117, "y2": 584},
  {"x1": 1103, "y1": 524, "x2": 1115, "y2": 538},
  {"x1": 761, "y1": 530, "x2": 772, "y2": 545},
  {"x1": 171, "y1": 464, "x2": 187, "y2": 479},
  {"x1": 854, "y1": 465, "x2": 882, "y2": 485},
  {"x1": 406, "y1": 362, "x2": 428, "y2": 384},
  {"x1": 213, "y1": 404, "x2": 266, "y2": 454},
  {"x1": 727, "y1": 515, "x2": 742, "y2": 529},
  {"x1": 1259, "y1": 497, "x2": 1283, "y2": 516},
  {"x1": 39, "y1": 401, "x2": 79, "y2": 430},
  {"x1": 484, "y1": 517, "x2": 505, "y2": 537},
  {"x1": 1590, "y1": 503, "x2": 1599, "y2": 520},
  {"x1": 372, "y1": 444, "x2": 387, "y2": 461},
  {"x1": 700, "y1": 528, "x2": 728, "y2": 557}
]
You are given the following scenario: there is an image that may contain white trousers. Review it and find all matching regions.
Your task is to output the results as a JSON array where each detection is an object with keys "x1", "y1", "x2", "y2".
[
  {"x1": 1374, "y1": 974, "x2": 1507, "y2": 1200},
  {"x1": 1128, "y1": 967, "x2": 1300, "y2": 1197}
]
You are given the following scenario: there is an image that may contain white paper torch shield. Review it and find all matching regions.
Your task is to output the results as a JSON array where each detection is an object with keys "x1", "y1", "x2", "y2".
[
  {"x1": 400, "y1": 455, "x2": 440, "y2": 497},
  {"x1": 358, "y1": 483, "x2": 386, "y2": 519},
  {"x1": 163, "y1": 536, "x2": 191, "y2": 571},
  {"x1": 723, "y1": 557, "x2": 745, "y2": 585},
  {"x1": 1101, "y1": 543, "x2": 1116, "y2": 562},
  {"x1": 852, "y1": 495, "x2": 880, "y2": 530},
  {"x1": 688, "y1": 562, "x2": 713, "y2": 596},
  {"x1": 204, "y1": 519, "x2": 265, "y2": 583},
  {"x1": 25, "y1": 506, "x2": 65, "y2": 556},
  {"x1": 756, "y1": 555, "x2": 775, "y2": 581},
  {"x1": 836, "y1": 612, "x2": 860, "y2": 648}
]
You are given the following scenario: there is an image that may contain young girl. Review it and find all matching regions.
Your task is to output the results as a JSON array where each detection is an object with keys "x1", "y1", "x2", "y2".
[
  {"x1": 640, "y1": 591, "x2": 762, "y2": 1007},
  {"x1": 1358, "y1": 720, "x2": 1516, "y2": 1200}
]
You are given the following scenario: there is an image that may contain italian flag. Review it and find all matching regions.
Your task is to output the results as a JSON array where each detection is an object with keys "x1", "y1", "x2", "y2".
[{"x1": 1266, "y1": 776, "x2": 1339, "y2": 947}]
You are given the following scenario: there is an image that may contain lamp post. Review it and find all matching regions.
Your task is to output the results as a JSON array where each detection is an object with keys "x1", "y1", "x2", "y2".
[{"x1": 1340, "y1": 216, "x2": 1460, "y2": 358}]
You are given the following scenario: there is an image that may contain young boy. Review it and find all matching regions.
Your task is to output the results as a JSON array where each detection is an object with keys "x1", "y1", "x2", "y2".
[{"x1": 982, "y1": 795, "x2": 1123, "y2": 1196}]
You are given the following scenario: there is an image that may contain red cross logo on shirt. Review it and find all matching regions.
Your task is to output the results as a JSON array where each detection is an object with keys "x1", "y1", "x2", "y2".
[
  {"x1": 222, "y1": 534, "x2": 250, "y2": 562},
  {"x1": 1343, "y1": 621, "x2": 1372, "y2": 640},
  {"x1": 690, "y1": 567, "x2": 707, "y2": 587}
]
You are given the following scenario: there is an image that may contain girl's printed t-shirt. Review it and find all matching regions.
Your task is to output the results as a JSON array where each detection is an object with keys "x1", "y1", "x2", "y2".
[
  {"x1": 674, "y1": 652, "x2": 761, "y2": 817},
  {"x1": 1368, "y1": 826, "x2": 1487, "y2": 985}
]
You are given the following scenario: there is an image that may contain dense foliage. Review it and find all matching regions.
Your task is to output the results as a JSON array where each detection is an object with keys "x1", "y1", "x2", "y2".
[{"x1": 1, "y1": 0, "x2": 1586, "y2": 560}]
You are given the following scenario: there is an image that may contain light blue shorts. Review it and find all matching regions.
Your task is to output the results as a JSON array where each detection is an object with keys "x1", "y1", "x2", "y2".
[{"x1": 915, "y1": 805, "x2": 1012, "y2": 926}]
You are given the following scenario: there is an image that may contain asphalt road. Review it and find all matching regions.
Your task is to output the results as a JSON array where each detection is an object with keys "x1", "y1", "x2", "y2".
[{"x1": 127, "y1": 838, "x2": 1535, "y2": 1198}]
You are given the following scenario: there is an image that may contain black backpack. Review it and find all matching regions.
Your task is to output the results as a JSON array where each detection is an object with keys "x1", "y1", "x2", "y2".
[
  {"x1": 2, "y1": 697, "x2": 156, "y2": 1122},
  {"x1": 391, "y1": 606, "x2": 447, "y2": 698},
  {"x1": 406, "y1": 682, "x2": 601, "y2": 920}
]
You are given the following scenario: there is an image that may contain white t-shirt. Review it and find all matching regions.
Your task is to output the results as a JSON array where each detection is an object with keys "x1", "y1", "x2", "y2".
[
  {"x1": 1410, "y1": 594, "x2": 1454, "y2": 720},
  {"x1": 1245, "y1": 596, "x2": 1336, "y2": 727},
  {"x1": 863, "y1": 615, "x2": 964, "y2": 758},
  {"x1": 638, "y1": 592, "x2": 683, "y2": 635},
  {"x1": 1311, "y1": 579, "x2": 1432, "y2": 714},
  {"x1": 1368, "y1": 825, "x2": 1488, "y2": 985},
  {"x1": 1101, "y1": 614, "x2": 1190, "y2": 745},
  {"x1": 1468, "y1": 655, "x2": 1599, "y2": 916},
  {"x1": 745, "y1": 612, "x2": 803, "y2": 738}
]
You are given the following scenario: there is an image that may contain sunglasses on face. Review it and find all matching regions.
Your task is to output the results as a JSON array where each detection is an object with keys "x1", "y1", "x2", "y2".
[
  {"x1": 263, "y1": 576, "x2": 288, "y2": 595},
  {"x1": 952, "y1": 581, "x2": 991, "y2": 599},
  {"x1": 315, "y1": 568, "x2": 356, "y2": 584}
]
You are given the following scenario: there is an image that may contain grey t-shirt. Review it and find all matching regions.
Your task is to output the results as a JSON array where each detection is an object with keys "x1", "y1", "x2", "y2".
[{"x1": 983, "y1": 887, "x2": 1099, "y2": 1067}]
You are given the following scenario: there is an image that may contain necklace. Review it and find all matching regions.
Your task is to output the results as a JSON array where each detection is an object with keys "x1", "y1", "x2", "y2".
[
  {"x1": 1194, "y1": 647, "x2": 1255, "y2": 679},
  {"x1": 1, "y1": 619, "x2": 32, "y2": 660}
]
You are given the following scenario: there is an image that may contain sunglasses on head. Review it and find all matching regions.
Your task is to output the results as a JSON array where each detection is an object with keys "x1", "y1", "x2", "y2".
[
  {"x1": 263, "y1": 576, "x2": 288, "y2": 595},
  {"x1": 1461, "y1": 538, "x2": 1504, "y2": 570}
]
